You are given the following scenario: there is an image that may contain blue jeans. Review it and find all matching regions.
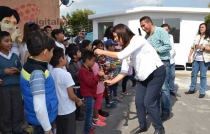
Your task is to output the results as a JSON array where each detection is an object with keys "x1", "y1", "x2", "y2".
[
  {"x1": 110, "y1": 83, "x2": 118, "y2": 97},
  {"x1": 189, "y1": 61, "x2": 210, "y2": 94},
  {"x1": 158, "y1": 61, "x2": 170, "y2": 114},
  {"x1": 168, "y1": 63, "x2": 175, "y2": 91},
  {"x1": 84, "y1": 97, "x2": 94, "y2": 134}
]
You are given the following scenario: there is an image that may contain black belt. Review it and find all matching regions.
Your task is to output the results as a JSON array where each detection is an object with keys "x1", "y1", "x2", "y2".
[{"x1": 161, "y1": 60, "x2": 170, "y2": 62}]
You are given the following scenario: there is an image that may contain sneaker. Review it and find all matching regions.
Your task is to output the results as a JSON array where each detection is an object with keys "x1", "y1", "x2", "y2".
[
  {"x1": 105, "y1": 102, "x2": 117, "y2": 109},
  {"x1": 92, "y1": 119, "x2": 106, "y2": 127},
  {"x1": 76, "y1": 116, "x2": 85, "y2": 121},
  {"x1": 114, "y1": 96, "x2": 123, "y2": 103},
  {"x1": 99, "y1": 115, "x2": 107, "y2": 121},
  {"x1": 122, "y1": 91, "x2": 131, "y2": 96}
]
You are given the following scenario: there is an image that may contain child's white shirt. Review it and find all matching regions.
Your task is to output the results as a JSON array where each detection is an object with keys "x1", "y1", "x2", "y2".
[{"x1": 51, "y1": 68, "x2": 76, "y2": 115}]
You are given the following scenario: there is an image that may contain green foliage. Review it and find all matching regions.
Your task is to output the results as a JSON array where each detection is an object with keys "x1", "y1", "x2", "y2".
[
  {"x1": 205, "y1": 3, "x2": 210, "y2": 25},
  {"x1": 61, "y1": 9, "x2": 95, "y2": 35}
]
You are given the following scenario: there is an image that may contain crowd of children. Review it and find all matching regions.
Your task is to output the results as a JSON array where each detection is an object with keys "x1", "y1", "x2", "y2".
[{"x1": 0, "y1": 23, "x2": 131, "y2": 134}]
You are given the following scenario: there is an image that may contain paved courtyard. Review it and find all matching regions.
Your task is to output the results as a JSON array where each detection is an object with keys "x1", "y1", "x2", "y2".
[{"x1": 76, "y1": 71, "x2": 210, "y2": 134}]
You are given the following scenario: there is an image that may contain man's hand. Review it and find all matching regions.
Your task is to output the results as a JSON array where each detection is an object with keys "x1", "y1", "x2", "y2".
[{"x1": 0, "y1": 79, "x2": 3, "y2": 85}]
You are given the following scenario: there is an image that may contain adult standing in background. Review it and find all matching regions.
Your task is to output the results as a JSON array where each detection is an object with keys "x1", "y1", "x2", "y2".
[
  {"x1": 186, "y1": 23, "x2": 210, "y2": 98},
  {"x1": 161, "y1": 24, "x2": 181, "y2": 97},
  {"x1": 95, "y1": 23, "x2": 166, "y2": 134},
  {"x1": 140, "y1": 16, "x2": 172, "y2": 122}
]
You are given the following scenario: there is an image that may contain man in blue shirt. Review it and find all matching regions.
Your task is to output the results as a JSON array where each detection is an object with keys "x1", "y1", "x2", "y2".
[{"x1": 140, "y1": 16, "x2": 172, "y2": 122}]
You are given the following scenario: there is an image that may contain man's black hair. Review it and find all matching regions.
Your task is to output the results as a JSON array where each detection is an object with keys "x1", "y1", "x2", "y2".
[
  {"x1": 43, "y1": 25, "x2": 52, "y2": 31},
  {"x1": 51, "y1": 29, "x2": 63, "y2": 39},
  {"x1": 82, "y1": 50, "x2": 95, "y2": 63},
  {"x1": 0, "y1": 6, "x2": 20, "y2": 24},
  {"x1": 66, "y1": 45, "x2": 80, "y2": 59},
  {"x1": 26, "y1": 31, "x2": 55, "y2": 56},
  {"x1": 140, "y1": 16, "x2": 153, "y2": 24},
  {"x1": 50, "y1": 47, "x2": 64, "y2": 67},
  {"x1": 0, "y1": 31, "x2": 10, "y2": 42}
]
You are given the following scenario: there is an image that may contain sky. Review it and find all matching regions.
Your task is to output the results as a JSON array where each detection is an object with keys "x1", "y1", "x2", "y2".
[{"x1": 60, "y1": 0, "x2": 210, "y2": 16}]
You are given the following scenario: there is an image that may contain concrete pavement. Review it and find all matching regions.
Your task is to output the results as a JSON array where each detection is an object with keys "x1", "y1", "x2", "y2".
[{"x1": 77, "y1": 73, "x2": 210, "y2": 134}]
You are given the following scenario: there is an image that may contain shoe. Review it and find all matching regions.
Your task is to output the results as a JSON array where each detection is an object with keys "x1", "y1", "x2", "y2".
[
  {"x1": 122, "y1": 91, "x2": 131, "y2": 96},
  {"x1": 132, "y1": 81, "x2": 137, "y2": 87},
  {"x1": 130, "y1": 127, "x2": 147, "y2": 134},
  {"x1": 170, "y1": 91, "x2": 181, "y2": 97},
  {"x1": 99, "y1": 115, "x2": 107, "y2": 121},
  {"x1": 154, "y1": 127, "x2": 165, "y2": 134},
  {"x1": 76, "y1": 116, "x2": 85, "y2": 121},
  {"x1": 114, "y1": 96, "x2": 123, "y2": 103},
  {"x1": 161, "y1": 113, "x2": 170, "y2": 121},
  {"x1": 99, "y1": 110, "x2": 109, "y2": 117},
  {"x1": 92, "y1": 119, "x2": 106, "y2": 127},
  {"x1": 105, "y1": 102, "x2": 117, "y2": 109},
  {"x1": 199, "y1": 94, "x2": 205, "y2": 98},
  {"x1": 185, "y1": 90, "x2": 195, "y2": 94}
]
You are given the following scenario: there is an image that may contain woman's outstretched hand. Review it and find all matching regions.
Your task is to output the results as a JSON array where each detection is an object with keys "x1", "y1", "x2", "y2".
[
  {"x1": 94, "y1": 49, "x2": 104, "y2": 55},
  {"x1": 104, "y1": 79, "x2": 114, "y2": 86}
]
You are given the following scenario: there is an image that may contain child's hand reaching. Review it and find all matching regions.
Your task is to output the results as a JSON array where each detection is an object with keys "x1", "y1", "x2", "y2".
[
  {"x1": 98, "y1": 70, "x2": 105, "y2": 77},
  {"x1": 0, "y1": 79, "x2": 3, "y2": 85}
]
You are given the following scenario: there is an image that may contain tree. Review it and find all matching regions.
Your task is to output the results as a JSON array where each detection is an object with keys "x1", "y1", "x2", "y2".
[
  {"x1": 205, "y1": 3, "x2": 210, "y2": 25},
  {"x1": 61, "y1": 9, "x2": 95, "y2": 35}
]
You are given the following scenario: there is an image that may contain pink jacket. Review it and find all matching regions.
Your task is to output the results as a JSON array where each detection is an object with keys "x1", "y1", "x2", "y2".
[{"x1": 92, "y1": 63, "x2": 105, "y2": 94}]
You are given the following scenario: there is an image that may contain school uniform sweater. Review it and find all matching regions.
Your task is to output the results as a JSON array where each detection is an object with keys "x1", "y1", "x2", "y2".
[{"x1": 0, "y1": 52, "x2": 21, "y2": 87}]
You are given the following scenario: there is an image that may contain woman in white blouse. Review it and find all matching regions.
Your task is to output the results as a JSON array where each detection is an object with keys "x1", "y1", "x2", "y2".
[{"x1": 95, "y1": 24, "x2": 166, "y2": 134}]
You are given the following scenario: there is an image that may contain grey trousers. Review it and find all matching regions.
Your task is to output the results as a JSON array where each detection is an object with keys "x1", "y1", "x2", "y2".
[
  {"x1": 0, "y1": 85, "x2": 25, "y2": 134},
  {"x1": 56, "y1": 111, "x2": 76, "y2": 134}
]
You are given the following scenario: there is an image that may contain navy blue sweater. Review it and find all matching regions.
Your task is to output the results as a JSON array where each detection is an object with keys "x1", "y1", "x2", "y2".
[{"x1": 0, "y1": 53, "x2": 22, "y2": 87}]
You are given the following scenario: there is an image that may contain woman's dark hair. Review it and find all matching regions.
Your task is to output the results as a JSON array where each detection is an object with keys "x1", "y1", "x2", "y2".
[
  {"x1": 198, "y1": 23, "x2": 210, "y2": 39},
  {"x1": 112, "y1": 24, "x2": 135, "y2": 46},
  {"x1": 22, "y1": 22, "x2": 40, "y2": 43},
  {"x1": 26, "y1": 31, "x2": 55, "y2": 56},
  {"x1": 92, "y1": 39, "x2": 103, "y2": 47},
  {"x1": 104, "y1": 26, "x2": 114, "y2": 39},
  {"x1": 0, "y1": 6, "x2": 20, "y2": 24},
  {"x1": 50, "y1": 47, "x2": 65, "y2": 67}
]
